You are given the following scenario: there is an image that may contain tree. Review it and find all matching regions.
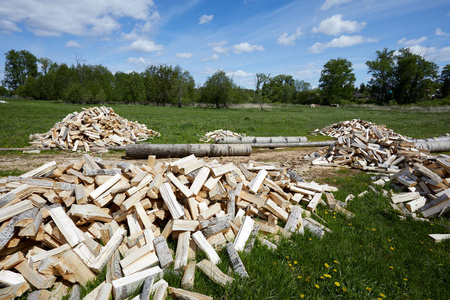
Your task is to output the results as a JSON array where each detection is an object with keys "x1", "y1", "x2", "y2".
[
  {"x1": 319, "y1": 58, "x2": 355, "y2": 105},
  {"x1": 294, "y1": 80, "x2": 314, "y2": 104},
  {"x1": 2, "y1": 50, "x2": 38, "y2": 90},
  {"x1": 0, "y1": 86, "x2": 8, "y2": 96},
  {"x1": 366, "y1": 48, "x2": 395, "y2": 104},
  {"x1": 393, "y1": 48, "x2": 438, "y2": 104},
  {"x1": 440, "y1": 64, "x2": 450, "y2": 98},
  {"x1": 38, "y1": 57, "x2": 52, "y2": 75},
  {"x1": 200, "y1": 70, "x2": 233, "y2": 108},
  {"x1": 254, "y1": 73, "x2": 270, "y2": 110},
  {"x1": 174, "y1": 67, "x2": 195, "y2": 108},
  {"x1": 262, "y1": 74, "x2": 295, "y2": 103}
]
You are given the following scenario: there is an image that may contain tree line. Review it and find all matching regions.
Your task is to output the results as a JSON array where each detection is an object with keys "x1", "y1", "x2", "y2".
[{"x1": 1, "y1": 48, "x2": 449, "y2": 107}]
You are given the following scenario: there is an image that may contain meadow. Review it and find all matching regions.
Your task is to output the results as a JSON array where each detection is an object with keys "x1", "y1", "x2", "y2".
[{"x1": 1, "y1": 99, "x2": 449, "y2": 299}]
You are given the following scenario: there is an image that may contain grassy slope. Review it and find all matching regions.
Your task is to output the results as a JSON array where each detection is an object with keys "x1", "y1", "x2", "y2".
[
  {"x1": 3, "y1": 100, "x2": 450, "y2": 299},
  {"x1": 1, "y1": 99, "x2": 449, "y2": 148}
]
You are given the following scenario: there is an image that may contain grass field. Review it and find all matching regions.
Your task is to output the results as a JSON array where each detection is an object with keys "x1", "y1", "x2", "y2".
[
  {"x1": 0, "y1": 99, "x2": 449, "y2": 148},
  {"x1": 2, "y1": 99, "x2": 449, "y2": 299}
]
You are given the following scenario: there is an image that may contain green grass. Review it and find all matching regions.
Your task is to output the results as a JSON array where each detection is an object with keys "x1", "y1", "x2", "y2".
[
  {"x1": 2, "y1": 99, "x2": 449, "y2": 299},
  {"x1": 1, "y1": 99, "x2": 449, "y2": 148},
  {"x1": 159, "y1": 173, "x2": 449, "y2": 299}
]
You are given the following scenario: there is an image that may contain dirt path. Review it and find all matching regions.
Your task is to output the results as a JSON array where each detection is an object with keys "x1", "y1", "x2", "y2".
[{"x1": 0, "y1": 147, "x2": 356, "y2": 181}]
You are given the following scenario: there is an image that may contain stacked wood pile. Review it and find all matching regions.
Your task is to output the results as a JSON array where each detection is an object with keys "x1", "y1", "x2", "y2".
[
  {"x1": 389, "y1": 155, "x2": 450, "y2": 219},
  {"x1": 0, "y1": 154, "x2": 341, "y2": 299},
  {"x1": 308, "y1": 119, "x2": 450, "y2": 219},
  {"x1": 199, "y1": 129, "x2": 246, "y2": 143},
  {"x1": 28, "y1": 106, "x2": 160, "y2": 152}
]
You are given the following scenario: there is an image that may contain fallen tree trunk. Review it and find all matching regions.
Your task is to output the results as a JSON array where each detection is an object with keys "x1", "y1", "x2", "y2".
[
  {"x1": 250, "y1": 141, "x2": 335, "y2": 148},
  {"x1": 414, "y1": 140, "x2": 450, "y2": 152},
  {"x1": 215, "y1": 136, "x2": 307, "y2": 144},
  {"x1": 126, "y1": 144, "x2": 252, "y2": 158}
]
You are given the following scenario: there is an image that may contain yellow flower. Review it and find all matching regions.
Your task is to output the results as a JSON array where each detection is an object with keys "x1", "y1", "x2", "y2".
[
  {"x1": 334, "y1": 282, "x2": 340, "y2": 287},
  {"x1": 334, "y1": 260, "x2": 338, "y2": 263},
  {"x1": 342, "y1": 287, "x2": 347, "y2": 292},
  {"x1": 324, "y1": 263, "x2": 330, "y2": 268},
  {"x1": 298, "y1": 275, "x2": 302, "y2": 279},
  {"x1": 273, "y1": 262, "x2": 277, "y2": 265},
  {"x1": 308, "y1": 238, "x2": 312, "y2": 241},
  {"x1": 324, "y1": 274, "x2": 331, "y2": 278},
  {"x1": 315, "y1": 284, "x2": 319, "y2": 289},
  {"x1": 300, "y1": 294, "x2": 304, "y2": 298},
  {"x1": 366, "y1": 287, "x2": 372, "y2": 292},
  {"x1": 430, "y1": 249, "x2": 433, "y2": 252},
  {"x1": 379, "y1": 293, "x2": 386, "y2": 298},
  {"x1": 348, "y1": 223, "x2": 352, "y2": 226},
  {"x1": 286, "y1": 256, "x2": 289, "y2": 259},
  {"x1": 388, "y1": 239, "x2": 391, "y2": 242},
  {"x1": 389, "y1": 266, "x2": 394, "y2": 269},
  {"x1": 320, "y1": 276, "x2": 324, "y2": 279},
  {"x1": 333, "y1": 269, "x2": 337, "y2": 272},
  {"x1": 325, "y1": 211, "x2": 328, "y2": 214},
  {"x1": 294, "y1": 261, "x2": 298, "y2": 264},
  {"x1": 371, "y1": 228, "x2": 376, "y2": 231},
  {"x1": 430, "y1": 223, "x2": 434, "y2": 226},
  {"x1": 289, "y1": 264, "x2": 292, "y2": 267},
  {"x1": 404, "y1": 278, "x2": 408, "y2": 281},
  {"x1": 390, "y1": 247, "x2": 394, "y2": 251}
]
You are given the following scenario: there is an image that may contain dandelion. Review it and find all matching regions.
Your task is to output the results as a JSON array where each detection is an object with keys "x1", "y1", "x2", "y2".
[
  {"x1": 298, "y1": 275, "x2": 302, "y2": 279},
  {"x1": 286, "y1": 256, "x2": 289, "y2": 259},
  {"x1": 315, "y1": 284, "x2": 319, "y2": 289},
  {"x1": 404, "y1": 278, "x2": 408, "y2": 281},
  {"x1": 308, "y1": 238, "x2": 312, "y2": 241},
  {"x1": 325, "y1": 211, "x2": 328, "y2": 214},
  {"x1": 342, "y1": 287, "x2": 347, "y2": 292},
  {"x1": 334, "y1": 282, "x2": 340, "y2": 287},
  {"x1": 333, "y1": 269, "x2": 337, "y2": 272},
  {"x1": 294, "y1": 261, "x2": 298, "y2": 265},
  {"x1": 390, "y1": 247, "x2": 394, "y2": 251},
  {"x1": 379, "y1": 293, "x2": 386, "y2": 298},
  {"x1": 273, "y1": 262, "x2": 277, "y2": 265},
  {"x1": 389, "y1": 266, "x2": 394, "y2": 269},
  {"x1": 366, "y1": 287, "x2": 372, "y2": 292},
  {"x1": 420, "y1": 241, "x2": 424, "y2": 244},
  {"x1": 348, "y1": 223, "x2": 352, "y2": 226},
  {"x1": 324, "y1": 274, "x2": 331, "y2": 278},
  {"x1": 430, "y1": 249, "x2": 433, "y2": 252},
  {"x1": 320, "y1": 276, "x2": 324, "y2": 279},
  {"x1": 371, "y1": 228, "x2": 376, "y2": 231},
  {"x1": 333, "y1": 216, "x2": 336, "y2": 218},
  {"x1": 324, "y1": 263, "x2": 330, "y2": 268},
  {"x1": 300, "y1": 294, "x2": 305, "y2": 298},
  {"x1": 334, "y1": 260, "x2": 338, "y2": 263},
  {"x1": 289, "y1": 264, "x2": 292, "y2": 267},
  {"x1": 388, "y1": 239, "x2": 391, "y2": 242},
  {"x1": 430, "y1": 223, "x2": 434, "y2": 226}
]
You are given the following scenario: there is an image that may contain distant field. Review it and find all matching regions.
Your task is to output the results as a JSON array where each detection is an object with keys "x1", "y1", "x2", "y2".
[{"x1": 0, "y1": 99, "x2": 449, "y2": 148}]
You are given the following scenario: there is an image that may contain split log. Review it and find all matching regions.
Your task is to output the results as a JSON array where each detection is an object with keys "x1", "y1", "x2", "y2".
[
  {"x1": 112, "y1": 266, "x2": 163, "y2": 300},
  {"x1": 196, "y1": 259, "x2": 234, "y2": 287},
  {"x1": 215, "y1": 136, "x2": 307, "y2": 144},
  {"x1": 169, "y1": 287, "x2": 213, "y2": 300},
  {"x1": 226, "y1": 243, "x2": 248, "y2": 278}
]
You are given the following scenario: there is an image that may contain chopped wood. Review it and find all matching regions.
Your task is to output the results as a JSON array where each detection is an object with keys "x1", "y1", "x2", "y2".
[
  {"x1": 153, "y1": 235, "x2": 174, "y2": 269},
  {"x1": 226, "y1": 242, "x2": 248, "y2": 278},
  {"x1": 428, "y1": 233, "x2": 450, "y2": 243},
  {"x1": 169, "y1": 287, "x2": 213, "y2": 300},
  {"x1": 151, "y1": 278, "x2": 169, "y2": 300},
  {"x1": 112, "y1": 266, "x2": 163, "y2": 300},
  {"x1": 181, "y1": 261, "x2": 196, "y2": 290},
  {"x1": 192, "y1": 231, "x2": 221, "y2": 265},
  {"x1": 174, "y1": 232, "x2": 190, "y2": 270},
  {"x1": 196, "y1": 259, "x2": 234, "y2": 287},
  {"x1": 233, "y1": 216, "x2": 254, "y2": 252}
]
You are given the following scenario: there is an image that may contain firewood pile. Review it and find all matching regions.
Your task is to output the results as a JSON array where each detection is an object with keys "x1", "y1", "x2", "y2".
[
  {"x1": 199, "y1": 129, "x2": 246, "y2": 143},
  {"x1": 308, "y1": 119, "x2": 450, "y2": 219},
  {"x1": 389, "y1": 157, "x2": 450, "y2": 219},
  {"x1": 28, "y1": 106, "x2": 160, "y2": 152},
  {"x1": 0, "y1": 154, "x2": 342, "y2": 299}
]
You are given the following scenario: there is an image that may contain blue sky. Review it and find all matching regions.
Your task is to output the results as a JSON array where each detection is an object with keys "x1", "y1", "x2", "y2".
[{"x1": 0, "y1": 0, "x2": 449, "y2": 89}]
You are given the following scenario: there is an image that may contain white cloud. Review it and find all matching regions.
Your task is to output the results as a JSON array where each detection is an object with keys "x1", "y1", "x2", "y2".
[
  {"x1": 397, "y1": 36, "x2": 428, "y2": 46},
  {"x1": 0, "y1": 19, "x2": 21, "y2": 34},
  {"x1": 126, "y1": 57, "x2": 148, "y2": 64},
  {"x1": 437, "y1": 46, "x2": 450, "y2": 61},
  {"x1": 277, "y1": 27, "x2": 303, "y2": 46},
  {"x1": 312, "y1": 14, "x2": 366, "y2": 36},
  {"x1": 202, "y1": 67, "x2": 222, "y2": 74},
  {"x1": 199, "y1": 14, "x2": 213, "y2": 25},
  {"x1": 232, "y1": 42, "x2": 264, "y2": 54},
  {"x1": 202, "y1": 54, "x2": 219, "y2": 61},
  {"x1": 65, "y1": 40, "x2": 81, "y2": 48},
  {"x1": 208, "y1": 41, "x2": 229, "y2": 53},
  {"x1": 320, "y1": 0, "x2": 351, "y2": 11},
  {"x1": 0, "y1": 0, "x2": 158, "y2": 37},
  {"x1": 309, "y1": 35, "x2": 376, "y2": 53},
  {"x1": 405, "y1": 45, "x2": 436, "y2": 57},
  {"x1": 176, "y1": 52, "x2": 193, "y2": 58},
  {"x1": 297, "y1": 63, "x2": 321, "y2": 76},
  {"x1": 129, "y1": 39, "x2": 163, "y2": 52},
  {"x1": 226, "y1": 70, "x2": 253, "y2": 77},
  {"x1": 435, "y1": 28, "x2": 450, "y2": 36}
]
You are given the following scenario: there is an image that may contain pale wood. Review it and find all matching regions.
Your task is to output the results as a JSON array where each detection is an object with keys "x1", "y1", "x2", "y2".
[
  {"x1": 284, "y1": 205, "x2": 302, "y2": 232},
  {"x1": 202, "y1": 214, "x2": 233, "y2": 238},
  {"x1": 239, "y1": 190, "x2": 266, "y2": 207},
  {"x1": 14, "y1": 260, "x2": 55, "y2": 289},
  {"x1": 306, "y1": 192, "x2": 323, "y2": 212},
  {"x1": 391, "y1": 192, "x2": 421, "y2": 204},
  {"x1": 428, "y1": 233, "x2": 450, "y2": 243},
  {"x1": 233, "y1": 216, "x2": 254, "y2": 252},
  {"x1": 181, "y1": 261, "x2": 196, "y2": 290},
  {"x1": 405, "y1": 196, "x2": 427, "y2": 212},
  {"x1": 243, "y1": 225, "x2": 259, "y2": 253},
  {"x1": 167, "y1": 172, "x2": 194, "y2": 198},
  {"x1": 89, "y1": 173, "x2": 121, "y2": 201},
  {"x1": 21, "y1": 161, "x2": 57, "y2": 178},
  {"x1": 121, "y1": 189, "x2": 147, "y2": 212},
  {"x1": 151, "y1": 279, "x2": 169, "y2": 300},
  {"x1": 29, "y1": 243, "x2": 71, "y2": 265},
  {"x1": 49, "y1": 206, "x2": 85, "y2": 247},
  {"x1": 112, "y1": 266, "x2": 163, "y2": 300},
  {"x1": 169, "y1": 287, "x2": 213, "y2": 300},
  {"x1": 69, "y1": 204, "x2": 112, "y2": 222},
  {"x1": 203, "y1": 176, "x2": 222, "y2": 191},
  {"x1": 120, "y1": 244, "x2": 159, "y2": 276},
  {"x1": 187, "y1": 197, "x2": 199, "y2": 220},
  {"x1": 260, "y1": 238, "x2": 277, "y2": 250},
  {"x1": 90, "y1": 227, "x2": 126, "y2": 273},
  {"x1": 192, "y1": 231, "x2": 221, "y2": 264},
  {"x1": 264, "y1": 199, "x2": 288, "y2": 221},
  {"x1": 197, "y1": 202, "x2": 221, "y2": 221},
  {"x1": 196, "y1": 259, "x2": 234, "y2": 287},
  {"x1": 173, "y1": 220, "x2": 199, "y2": 232},
  {"x1": 0, "y1": 200, "x2": 34, "y2": 223},
  {"x1": 160, "y1": 182, "x2": 185, "y2": 219},
  {"x1": 226, "y1": 242, "x2": 248, "y2": 278},
  {"x1": 138, "y1": 275, "x2": 154, "y2": 300},
  {"x1": 211, "y1": 162, "x2": 235, "y2": 177},
  {"x1": 174, "y1": 231, "x2": 190, "y2": 270},
  {"x1": 68, "y1": 284, "x2": 81, "y2": 300},
  {"x1": 26, "y1": 290, "x2": 51, "y2": 300},
  {"x1": 248, "y1": 169, "x2": 268, "y2": 194},
  {"x1": 54, "y1": 249, "x2": 96, "y2": 286},
  {"x1": 153, "y1": 235, "x2": 174, "y2": 269}
]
